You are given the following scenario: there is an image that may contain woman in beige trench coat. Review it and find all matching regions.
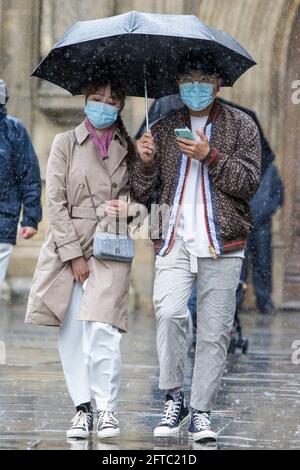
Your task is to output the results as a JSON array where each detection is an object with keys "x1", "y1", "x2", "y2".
[{"x1": 25, "y1": 81, "x2": 141, "y2": 440}]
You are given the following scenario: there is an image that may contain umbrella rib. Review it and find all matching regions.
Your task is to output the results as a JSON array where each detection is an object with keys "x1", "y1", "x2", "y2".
[{"x1": 128, "y1": 10, "x2": 136, "y2": 33}]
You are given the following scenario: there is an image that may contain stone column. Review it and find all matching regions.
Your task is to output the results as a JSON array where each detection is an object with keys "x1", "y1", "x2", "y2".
[{"x1": 1, "y1": 0, "x2": 41, "y2": 131}]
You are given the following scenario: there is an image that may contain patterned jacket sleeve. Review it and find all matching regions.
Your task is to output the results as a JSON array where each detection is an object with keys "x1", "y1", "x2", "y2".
[
  {"x1": 130, "y1": 131, "x2": 160, "y2": 207},
  {"x1": 204, "y1": 114, "x2": 262, "y2": 201}
]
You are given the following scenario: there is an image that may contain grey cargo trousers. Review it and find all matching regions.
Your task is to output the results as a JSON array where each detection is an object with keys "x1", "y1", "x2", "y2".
[{"x1": 153, "y1": 239, "x2": 242, "y2": 411}]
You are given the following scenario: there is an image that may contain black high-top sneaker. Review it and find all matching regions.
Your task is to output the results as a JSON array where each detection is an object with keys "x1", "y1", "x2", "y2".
[
  {"x1": 66, "y1": 405, "x2": 93, "y2": 439},
  {"x1": 188, "y1": 410, "x2": 217, "y2": 442},
  {"x1": 97, "y1": 410, "x2": 120, "y2": 439},
  {"x1": 154, "y1": 391, "x2": 190, "y2": 437}
]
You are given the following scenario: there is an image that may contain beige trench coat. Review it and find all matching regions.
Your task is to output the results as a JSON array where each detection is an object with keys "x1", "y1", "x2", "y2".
[{"x1": 25, "y1": 121, "x2": 134, "y2": 333}]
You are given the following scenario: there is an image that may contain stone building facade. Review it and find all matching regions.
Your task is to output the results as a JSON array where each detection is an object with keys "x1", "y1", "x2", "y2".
[{"x1": 0, "y1": 0, "x2": 300, "y2": 309}]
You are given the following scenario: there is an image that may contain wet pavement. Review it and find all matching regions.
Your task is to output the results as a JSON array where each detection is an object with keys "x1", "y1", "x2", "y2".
[{"x1": 0, "y1": 300, "x2": 300, "y2": 450}]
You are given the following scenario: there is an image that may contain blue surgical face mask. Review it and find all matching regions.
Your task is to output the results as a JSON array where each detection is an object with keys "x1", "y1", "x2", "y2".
[
  {"x1": 84, "y1": 101, "x2": 119, "y2": 129},
  {"x1": 179, "y1": 82, "x2": 215, "y2": 111}
]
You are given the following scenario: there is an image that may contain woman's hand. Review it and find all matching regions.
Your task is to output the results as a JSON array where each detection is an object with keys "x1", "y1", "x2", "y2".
[
  {"x1": 176, "y1": 129, "x2": 210, "y2": 161},
  {"x1": 71, "y1": 256, "x2": 90, "y2": 283},
  {"x1": 106, "y1": 199, "x2": 129, "y2": 218},
  {"x1": 136, "y1": 131, "x2": 156, "y2": 165}
]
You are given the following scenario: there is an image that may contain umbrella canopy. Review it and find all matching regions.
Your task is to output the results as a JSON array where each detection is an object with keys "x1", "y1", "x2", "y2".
[{"x1": 32, "y1": 11, "x2": 256, "y2": 98}]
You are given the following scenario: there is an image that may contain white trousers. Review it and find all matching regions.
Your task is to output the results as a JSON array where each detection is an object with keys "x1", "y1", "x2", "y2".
[
  {"x1": 58, "y1": 282, "x2": 122, "y2": 411},
  {"x1": 0, "y1": 243, "x2": 12, "y2": 295}
]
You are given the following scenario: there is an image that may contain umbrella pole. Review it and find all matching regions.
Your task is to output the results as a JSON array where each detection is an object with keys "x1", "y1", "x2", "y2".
[{"x1": 144, "y1": 65, "x2": 149, "y2": 132}]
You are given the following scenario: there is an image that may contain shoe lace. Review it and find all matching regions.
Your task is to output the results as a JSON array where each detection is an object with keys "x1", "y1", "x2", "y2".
[
  {"x1": 97, "y1": 410, "x2": 118, "y2": 429},
  {"x1": 71, "y1": 410, "x2": 87, "y2": 428},
  {"x1": 193, "y1": 412, "x2": 211, "y2": 431},
  {"x1": 160, "y1": 399, "x2": 181, "y2": 426}
]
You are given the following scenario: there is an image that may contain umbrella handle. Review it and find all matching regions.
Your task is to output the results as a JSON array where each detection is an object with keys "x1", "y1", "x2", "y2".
[{"x1": 144, "y1": 65, "x2": 149, "y2": 132}]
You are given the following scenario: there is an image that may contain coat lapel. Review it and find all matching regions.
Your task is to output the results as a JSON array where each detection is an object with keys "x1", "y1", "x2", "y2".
[
  {"x1": 76, "y1": 122, "x2": 127, "y2": 183},
  {"x1": 75, "y1": 121, "x2": 110, "y2": 179},
  {"x1": 76, "y1": 121, "x2": 128, "y2": 178},
  {"x1": 105, "y1": 137, "x2": 127, "y2": 176},
  {"x1": 105, "y1": 131, "x2": 128, "y2": 177}
]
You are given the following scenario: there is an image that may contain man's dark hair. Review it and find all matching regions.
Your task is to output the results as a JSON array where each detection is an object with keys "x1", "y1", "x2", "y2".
[{"x1": 177, "y1": 51, "x2": 220, "y2": 78}]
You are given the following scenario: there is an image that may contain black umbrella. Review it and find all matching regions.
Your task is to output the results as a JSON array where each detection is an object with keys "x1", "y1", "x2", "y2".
[{"x1": 32, "y1": 11, "x2": 256, "y2": 129}]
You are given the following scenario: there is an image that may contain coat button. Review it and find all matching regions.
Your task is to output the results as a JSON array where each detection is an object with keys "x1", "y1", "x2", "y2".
[{"x1": 112, "y1": 183, "x2": 117, "y2": 188}]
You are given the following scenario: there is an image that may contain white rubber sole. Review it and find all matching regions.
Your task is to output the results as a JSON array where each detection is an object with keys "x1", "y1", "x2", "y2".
[
  {"x1": 188, "y1": 430, "x2": 218, "y2": 442},
  {"x1": 66, "y1": 429, "x2": 92, "y2": 439},
  {"x1": 154, "y1": 413, "x2": 190, "y2": 437},
  {"x1": 97, "y1": 427, "x2": 120, "y2": 439}
]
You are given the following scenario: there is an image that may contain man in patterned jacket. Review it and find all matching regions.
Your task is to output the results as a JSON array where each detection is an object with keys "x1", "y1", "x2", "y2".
[{"x1": 130, "y1": 57, "x2": 261, "y2": 443}]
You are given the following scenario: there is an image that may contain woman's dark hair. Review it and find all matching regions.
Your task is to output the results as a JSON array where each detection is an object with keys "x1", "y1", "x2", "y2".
[
  {"x1": 84, "y1": 81, "x2": 136, "y2": 169},
  {"x1": 84, "y1": 81, "x2": 126, "y2": 107}
]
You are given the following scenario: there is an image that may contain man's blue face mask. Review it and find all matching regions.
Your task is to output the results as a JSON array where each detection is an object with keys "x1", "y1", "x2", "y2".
[
  {"x1": 179, "y1": 82, "x2": 215, "y2": 112},
  {"x1": 84, "y1": 101, "x2": 119, "y2": 129}
]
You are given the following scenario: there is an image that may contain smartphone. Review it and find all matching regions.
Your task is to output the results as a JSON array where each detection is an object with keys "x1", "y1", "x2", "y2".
[{"x1": 174, "y1": 127, "x2": 195, "y2": 141}]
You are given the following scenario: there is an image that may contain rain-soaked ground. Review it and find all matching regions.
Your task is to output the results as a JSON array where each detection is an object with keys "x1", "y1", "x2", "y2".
[{"x1": 0, "y1": 298, "x2": 300, "y2": 451}]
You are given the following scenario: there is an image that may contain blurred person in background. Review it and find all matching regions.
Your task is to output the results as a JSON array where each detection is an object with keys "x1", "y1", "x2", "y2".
[
  {"x1": 239, "y1": 160, "x2": 284, "y2": 314},
  {"x1": 0, "y1": 79, "x2": 42, "y2": 297}
]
